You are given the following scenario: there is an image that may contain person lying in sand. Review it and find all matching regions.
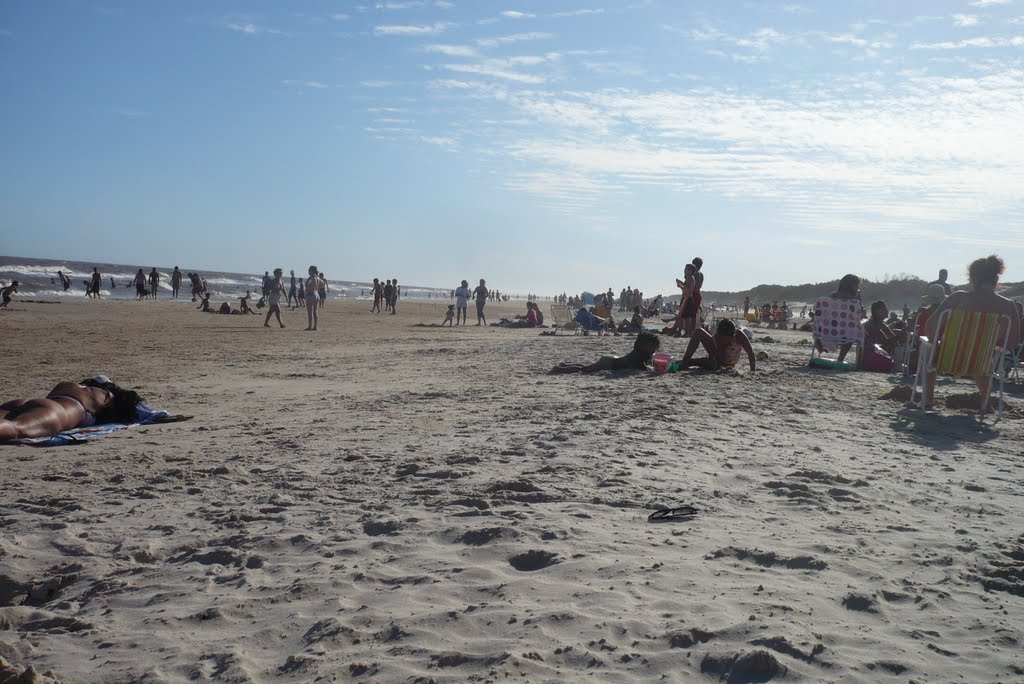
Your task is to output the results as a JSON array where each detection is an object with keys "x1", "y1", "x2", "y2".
[
  {"x1": 0, "y1": 378, "x2": 144, "y2": 440},
  {"x1": 678, "y1": 318, "x2": 756, "y2": 372},
  {"x1": 549, "y1": 332, "x2": 660, "y2": 374}
]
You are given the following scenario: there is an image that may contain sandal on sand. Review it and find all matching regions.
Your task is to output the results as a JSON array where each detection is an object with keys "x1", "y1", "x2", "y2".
[{"x1": 648, "y1": 506, "x2": 698, "y2": 522}]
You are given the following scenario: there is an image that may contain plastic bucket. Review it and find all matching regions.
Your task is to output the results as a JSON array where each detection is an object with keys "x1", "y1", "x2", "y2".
[{"x1": 653, "y1": 353, "x2": 673, "y2": 374}]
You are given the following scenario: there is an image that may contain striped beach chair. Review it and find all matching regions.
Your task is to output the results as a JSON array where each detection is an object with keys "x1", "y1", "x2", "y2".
[
  {"x1": 810, "y1": 297, "x2": 864, "y2": 365},
  {"x1": 909, "y1": 309, "x2": 1012, "y2": 419}
]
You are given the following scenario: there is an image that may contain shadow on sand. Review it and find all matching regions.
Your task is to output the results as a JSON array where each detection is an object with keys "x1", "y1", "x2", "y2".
[{"x1": 889, "y1": 409, "x2": 1000, "y2": 451}]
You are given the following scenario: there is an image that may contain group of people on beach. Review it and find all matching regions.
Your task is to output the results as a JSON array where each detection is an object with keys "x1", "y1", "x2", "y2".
[{"x1": 370, "y1": 278, "x2": 400, "y2": 315}]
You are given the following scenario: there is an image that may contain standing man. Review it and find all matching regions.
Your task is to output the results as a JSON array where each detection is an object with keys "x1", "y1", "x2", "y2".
[
  {"x1": 149, "y1": 268, "x2": 160, "y2": 299},
  {"x1": 473, "y1": 278, "x2": 489, "y2": 326},
  {"x1": 287, "y1": 270, "x2": 298, "y2": 309},
  {"x1": 262, "y1": 271, "x2": 272, "y2": 299},
  {"x1": 90, "y1": 267, "x2": 102, "y2": 299},
  {"x1": 57, "y1": 271, "x2": 71, "y2": 292},
  {"x1": 390, "y1": 278, "x2": 400, "y2": 315},
  {"x1": 383, "y1": 279, "x2": 394, "y2": 313},
  {"x1": 171, "y1": 267, "x2": 182, "y2": 299},
  {"x1": 929, "y1": 269, "x2": 953, "y2": 296},
  {"x1": 371, "y1": 278, "x2": 382, "y2": 313}
]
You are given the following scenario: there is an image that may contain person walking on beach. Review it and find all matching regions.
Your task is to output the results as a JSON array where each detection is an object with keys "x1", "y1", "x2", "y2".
[
  {"x1": 261, "y1": 271, "x2": 272, "y2": 298},
  {"x1": 57, "y1": 271, "x2": 71, "y2": 292},
  {"x1": 455, "y1": 280, "x2": 470, "y2": 325},
  {"x1": 390, "y1": 278, "x2": 399, "y2": 315},
  {"x1": 318, "y1": 272, "x2": 328, "y2": 309},
  {"x1": 149, "y1": 268, "x2": 160, "y2": 299},
  {"x1": 91, "y1": 268, "x2": 102, "y2": 299},
  {"x1": 297, "y1": 278, "x2": 305, "y2": 306},
  {"x1": 305, "y1": 266, "x2": 323, "y2": 331},
  {"x1": 287, "y1": 270, "x2": 298, "y2": 309},
  {"x1": 171, "y1": 267, "x2": 182, "y2": 299},
  {"x1": 371, "y1": 278, "x2": 382, "y2": 313},
  {"x1": 383, "y1": 280, "x2": 394, "y2": 313},
  {"x1": 0, "y1": 281, "x2": 18, "y2": 309},
  {"x1": 473, "y1": 278, "x2": 489, "y2": 326},
  {"x1": 132, "y1": 269, "x2": 148, "y2": 299},
  {"x1": 263, "y1": 268, "x2": 287, "y2": 329}
]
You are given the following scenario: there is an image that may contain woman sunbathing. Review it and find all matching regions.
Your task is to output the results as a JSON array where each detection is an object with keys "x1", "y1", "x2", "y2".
[
  {"x1": 0, "y1": 378, "x2": 143, "y2": 440},
  {"x1": 549, "y1": 332, "x2": 660, "y2": 374}
]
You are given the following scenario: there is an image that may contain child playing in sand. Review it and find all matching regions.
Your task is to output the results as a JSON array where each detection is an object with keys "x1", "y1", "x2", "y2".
[
  {"x1": 197, "y1": 291, "x2": 212, "y2": 312},
  {"x1": 443, "y1": 304, "x2": 455, "y2": 327},
  {"x1": 678, "y1": 318, "x2": 756, "y2": 372},
  {"x1": 0, "y1": 280, "x2": 18, "y2": 309},
  {"x1": 549, "y1": 332, "x2": 661, "y2": 374}
]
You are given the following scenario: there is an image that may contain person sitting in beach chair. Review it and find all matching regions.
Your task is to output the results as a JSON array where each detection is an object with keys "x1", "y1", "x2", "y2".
[
  {"x1": 912, "y1": 255, "x2": 1020, "y2": 414},
  {"x1": 1, "y1": 377, "x2": 146, "y2": 440},
  {"x1": 861, "y1": 300, "x2": 904, "y2": 372},
  {"x1": 549, "y1": 332, "x2": 660, "y2": 374},
  {"x1": 678, "y1": 318, "x2": 756, "y2": 372},
  {"x1": 575, "y1": 307, "x2": 610, "y2": 333}
]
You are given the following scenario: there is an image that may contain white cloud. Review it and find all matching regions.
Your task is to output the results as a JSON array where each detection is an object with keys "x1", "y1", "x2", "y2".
[
  {"x1": 969, "y1": 0, "x2": 1011, "y2": 6},
  {"x1": 911, "y1": 35, "x2": 1024, "y2": 48},
  {"x1": 436, "y1": 1, "x2": 455, "y2": 7},
  {"x1": 476, "y1": 32, "x2": 553, "y2": 48},
  {"x1": 953, "y1": 14, "x2": 980, "y2": 26},
  {"x1": 442, "y1": 62, "x2": 545, "y2": 83},
  {"x1": 424, "y1": 43, "x2": 478, "y2": 57},
  {"x1": 281, "y1": 80, "x2": 329, "y2": 89},
  {"x1": 331, "y1": 13, "x2": 351, "y2": 20},
  {"x1": 550, "y1": 9, "x2": 605, "y2": 18},
  {"x1": 500, "y1": 11, "x2": 536, "y2": 19},
  {"x1": 225, "y1": 22, "x2": 282, "y2": 35},
  {"x1": 374, "y1": 22, "x2": 452, "y2": 35}
]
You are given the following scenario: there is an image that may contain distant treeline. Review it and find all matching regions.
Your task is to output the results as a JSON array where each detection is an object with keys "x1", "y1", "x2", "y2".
[{"x1": 694, "y1": 275, "x2": 1024, "y2": 309}]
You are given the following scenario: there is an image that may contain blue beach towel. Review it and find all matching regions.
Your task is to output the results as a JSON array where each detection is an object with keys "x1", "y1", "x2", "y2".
[{"x1": 2, "y1": 403, "x2": 192, "y2": 447}]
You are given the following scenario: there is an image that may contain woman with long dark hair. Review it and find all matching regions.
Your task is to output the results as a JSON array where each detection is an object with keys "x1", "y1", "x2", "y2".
[{"x1": 0, "y1": 378, "x2": 143, "y2": 440}]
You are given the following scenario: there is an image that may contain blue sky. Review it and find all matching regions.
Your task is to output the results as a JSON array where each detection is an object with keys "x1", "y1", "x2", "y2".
[{"x1": 1, "y1": 1, "x2": 1022, "y2": 294}]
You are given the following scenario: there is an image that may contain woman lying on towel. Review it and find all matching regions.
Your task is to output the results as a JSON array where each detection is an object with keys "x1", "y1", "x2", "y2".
[{"x1": 0, "y1": 377, "x2": 143, "y2": 440}]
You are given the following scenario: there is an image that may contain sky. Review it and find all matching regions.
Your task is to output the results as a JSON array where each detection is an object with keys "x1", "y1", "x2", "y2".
[{"x1": 1, "y1": 1, "x2": 1022, "y2": 294}]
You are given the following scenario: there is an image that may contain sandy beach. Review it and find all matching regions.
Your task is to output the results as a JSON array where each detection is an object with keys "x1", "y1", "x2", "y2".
[{"x1": 1, "y1": 298, "x2": 1022, "y2": 683}]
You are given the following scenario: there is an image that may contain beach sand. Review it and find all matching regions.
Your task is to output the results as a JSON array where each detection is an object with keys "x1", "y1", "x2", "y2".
[{"x1": 1, "y1": 298, "x2": 1022, "y2": 683}]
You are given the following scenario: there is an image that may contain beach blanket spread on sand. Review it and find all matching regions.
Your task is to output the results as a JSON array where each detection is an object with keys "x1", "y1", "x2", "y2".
[{"x1": 2, "y1": 404, "x2": 192, "y2": 446}]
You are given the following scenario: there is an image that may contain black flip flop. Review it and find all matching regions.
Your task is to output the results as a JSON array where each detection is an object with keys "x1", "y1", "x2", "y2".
[{"x1": 647, "y1": 506, "x2": 698, "y2": 522}]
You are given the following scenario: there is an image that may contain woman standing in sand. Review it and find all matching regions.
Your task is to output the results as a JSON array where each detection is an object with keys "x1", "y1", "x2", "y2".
[
  {"x1": 263, "y1": 268, "x2": 287, "y2": 329},
  {"x1": 455, "y1": 280, "x2": 470, "y2": 325},
  {"x1": 305, "y1": 266, "x2": 323, "y2": 331},
  {"x1": 473, "y1": 279, "x2": 489, "y2": 326}
]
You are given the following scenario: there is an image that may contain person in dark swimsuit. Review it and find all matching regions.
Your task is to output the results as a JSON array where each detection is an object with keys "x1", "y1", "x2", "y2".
[
  {"x1": 549, "y1": 333, "x2": 660, "y2": 374},
  {"x1": 0, "y1": 378, "x2": 143, "y2": 440}
]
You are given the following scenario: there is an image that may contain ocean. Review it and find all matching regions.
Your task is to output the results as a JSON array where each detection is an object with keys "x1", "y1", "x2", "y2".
[{"x1": 0, "y1": 256, "x2": 450, "y2": 302}]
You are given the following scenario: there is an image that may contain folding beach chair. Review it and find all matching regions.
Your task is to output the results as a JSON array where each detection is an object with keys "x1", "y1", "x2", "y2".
[
  {"x1": 810, "y1": 298, "x2": 864, "y2": 366},
  {"x1": 909, "y1": 309, "x2": 1012, "y2": 420},
  {"x1": 549, "y1": 304, "x2": 579, "y2": 335}
]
